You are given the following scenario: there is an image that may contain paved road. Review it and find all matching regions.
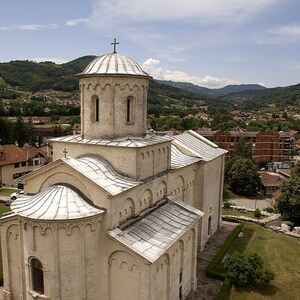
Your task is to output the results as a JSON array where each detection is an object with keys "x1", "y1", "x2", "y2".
[{"x1": 228, "y1": 198, "x2": 274, "y2": 209}]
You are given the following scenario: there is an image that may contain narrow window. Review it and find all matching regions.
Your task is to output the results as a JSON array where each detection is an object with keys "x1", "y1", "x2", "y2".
[
  {"x1": 95, "y1": 98, "x2": 99, "y2": 122},
  {"x1": 127, "y1": 98, "x2": 131, "y2": 123},
  {"x1": 31, "y1": 258, "x2": 44, "y2": 294},
  {"x1": 179, "y1": 271, "x2": 183, "y2": 300}
]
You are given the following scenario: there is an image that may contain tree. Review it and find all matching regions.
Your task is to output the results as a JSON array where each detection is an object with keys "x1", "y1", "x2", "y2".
[
  {"x1": 225, "y1": 252, "x2": 274, "y2": 287},
  {"x1": 227, "y1": 158, "x2": 263, "y2": 196},
  {"x1": 276, "y1": 162, "x2": 300, "y2": 224},
  {"x1": 235, "y1": 138, "x2": 252, "y2": 159}
]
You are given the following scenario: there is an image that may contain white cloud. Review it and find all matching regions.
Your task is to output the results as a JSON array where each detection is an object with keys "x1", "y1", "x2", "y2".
[
  {"x1": 29, "y1": 57, "x2": 68, "y2": 64},
  {"x1": 0, "y1": 23, "x2": 58, "y2": 31},
  {"x1": 256, "y1": 24, "x2": 300, "y2": 44},
  {"x1": 90, "y1": 0, "x2": 276, "y2": 24},
  {"x1": 142, "y1": 58, "x2": 236, "y2": 88},
  {"x1": 65, "y1": 18, "x2": 90, "y2": 26}
]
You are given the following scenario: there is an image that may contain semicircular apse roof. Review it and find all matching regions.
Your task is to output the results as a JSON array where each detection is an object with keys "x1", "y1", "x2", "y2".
[
  {"x1": 11, "y1": 185, "x2": 104, "y2": 220},
  {"x1": 78, "y1": 52, "x2": 150, "y2": 77}
]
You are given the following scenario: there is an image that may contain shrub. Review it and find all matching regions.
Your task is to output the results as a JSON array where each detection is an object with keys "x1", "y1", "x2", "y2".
[
  {"x1": 215, "y1": 278, "x2": 231, "y2": 300},
  {"x1": 254, "y1": 208, "x2": 261, "y2": 219},
  {"x1": 263, "y1": 207, "x2": 274, "y2": 213},
  {"x1": 223, "y1": 201, "x2": 231, "y2": 209},
  {"x1": 206, "y1": 223, "x2": 244, "y2": 280},
  {"x1": 224, "y1": 252, "x2": 274, "y2": 287}
]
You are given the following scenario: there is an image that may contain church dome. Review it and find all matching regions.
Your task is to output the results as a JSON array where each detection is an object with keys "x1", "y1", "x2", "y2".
[
  {"x1": 11, "y1": 185, "x2": 103, "y2": 220},
  {"x1": 78, "y1": 52, "x2": 150, "y2": 77}
]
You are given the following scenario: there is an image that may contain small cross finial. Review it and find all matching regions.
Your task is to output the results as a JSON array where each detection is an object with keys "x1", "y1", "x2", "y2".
[
  {"x1": 111, "y1": 38, "x2": 119, "y2": 53},
  {"x1": 63, "y1": 148, "x2": 68, "y2": 158}
]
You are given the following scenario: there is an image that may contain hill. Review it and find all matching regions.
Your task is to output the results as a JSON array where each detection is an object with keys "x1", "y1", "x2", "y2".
[
  {"x1": 0, "y1": 57, "x2": 223, "y2": 117},
  {"x1": 159, "y1": 80, "x2": 266, "y2": 97}
]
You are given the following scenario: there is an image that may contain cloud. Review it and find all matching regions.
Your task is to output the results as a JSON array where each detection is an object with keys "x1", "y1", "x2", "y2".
[
  {"x1": 65, "y1": 18, "x2": 90, "y2": 26},
  {"x1": 0, "y1": 23, "x2": 58, "y2": 31},
  {"x1": 29, "y1": 57, "x2": 69, "y2": 64},
  {"x1": 142, "y1": 58, "x2": 236, "y2": 88},
  {"x1": 256, "y1": 24, "x2": 300, "y2": 44},
  {"x1": 90, "y1": 0, "x2": 277, "y2": 24}
]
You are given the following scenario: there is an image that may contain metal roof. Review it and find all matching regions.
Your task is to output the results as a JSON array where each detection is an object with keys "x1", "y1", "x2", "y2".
[
  {"x1": 170, "y1": 144, "x2": 200, "y2": 169},
  {"x1": 78, "y1": 52, "x2": 150, "y2": 77},
  {"x1": 51, "y1": 134, "x2": 172, "y2": 148},
  {"x1": 64, "y1": 156, "x2": 139, "y2": 195},
  {"x1": 172, "y1": 130, "x2": 227, "y2": 161},
  {"x1": 11, "y1": 185, "x2": 104, "y2": 220},
  {"x1": 109, "y1": 197, "x2": 203, "y2": 263}
]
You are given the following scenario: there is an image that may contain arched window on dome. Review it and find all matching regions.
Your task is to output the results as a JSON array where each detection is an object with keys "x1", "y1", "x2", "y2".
[
  {"x1": 30, "y1": 257, "x2": 44, "y2": 294},
  {"x1": 126, "y1": 96, "x2": 135, "y2": 124}
]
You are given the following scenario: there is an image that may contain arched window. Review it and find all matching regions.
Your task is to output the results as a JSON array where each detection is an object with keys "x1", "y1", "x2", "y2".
[
  {"x1": 126, "y1": 97, "x2": 131, "y2": 123},
  {"x1": 30, "y1": 258, "x2": 44, "y2": 294},
  {"x1": 95, "y1": 97, "x2": 99, "y2": 122}
]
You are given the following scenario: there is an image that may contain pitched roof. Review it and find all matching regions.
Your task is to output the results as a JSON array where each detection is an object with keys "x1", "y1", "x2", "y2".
[
  {"x1": 11, "y1": 185, "x2": 104, "y2": 220},
  {"x1": 172, "y1": 130, "x2": 227, "y2": 161},
  {"x1": 109, "y1": 197, "x2": 203, "y2": 263},
  {"x1": 0, "y1": 144, "x2": 48, "y2": 167}
]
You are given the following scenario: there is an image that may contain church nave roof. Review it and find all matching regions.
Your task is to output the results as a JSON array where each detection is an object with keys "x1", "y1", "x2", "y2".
[
  {"x1": 11, "y1": 185, "x2": 104, "y2": 220},
  {"x1": 170, "y1": 144, "x2": 200, "y2": 169},
  {"x1": 108, "y1": 197, "x2": 203, "y2": 263}
]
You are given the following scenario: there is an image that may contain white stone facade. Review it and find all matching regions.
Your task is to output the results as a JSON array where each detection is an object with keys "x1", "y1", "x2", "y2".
[{"x1": 0, "y1": 51, "x2": 226, "y2": 300}]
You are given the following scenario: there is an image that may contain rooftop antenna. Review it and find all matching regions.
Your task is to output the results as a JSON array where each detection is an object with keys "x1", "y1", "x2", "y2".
[{"x1": 111, "y1": 38, "x2": 119, "y2": 53}]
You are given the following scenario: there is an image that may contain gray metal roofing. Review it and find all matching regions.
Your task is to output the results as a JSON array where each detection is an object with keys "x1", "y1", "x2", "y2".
[
  {"x1": 64, "y1": 156, "x2": 139, "y2": 195},
  {"x1": 109, "y1": 197, "x2": 203, "y2": 263},
  {"x1": 170, "y1": 144, "x2": 200, "y2": 169},
  {"x1": 172, "y1": 130, "x2": 227, "y2": 161},
  {"x1": 11, "y1": 185, "x2": 104, "y2": 220},
  {"x1": 79, "y1": 52, "x2": 149, "y2": 77},
  {"x1": 51, "y1": 134, "x2": 172, "y2": 148}
]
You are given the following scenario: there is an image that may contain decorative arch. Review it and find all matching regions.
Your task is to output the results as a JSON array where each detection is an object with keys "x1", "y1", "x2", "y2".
[
  {"x1": 119, "y1": 198, "x2": 135, "y2": 223},
  {"x1": 175, "y1": 175, "x2": 185, "y2": 202},
  {"x1": 108, "y1": 251, "x2": 140, "y2": 300},
  {"x1": 141, "y1": 189, "x2": 153, "y2": 211},
  {"x1": 39, "y1": 171, "x2": 92, "y2": 201},
  {"x1": 158, "y1": 181, "x2": 167, "y2": 202}
]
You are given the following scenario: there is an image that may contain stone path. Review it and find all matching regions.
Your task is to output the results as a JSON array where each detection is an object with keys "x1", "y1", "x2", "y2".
[
  {"x1": 188, "y1": 222, "x2": 237, "y2": 300},
  {"x1": 229, "y1": 198, "x2": 274, "y2": 209}
]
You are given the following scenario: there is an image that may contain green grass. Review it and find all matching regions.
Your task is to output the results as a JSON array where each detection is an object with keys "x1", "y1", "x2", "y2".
[
  {"x1": 0, "y1": 203, "x2": 11, "y2": 216},
  {"x1": 0, "y1": 188, "x2": 19, "y2": 196},
  {"x1": 225, "y1": 223, "x2": 300, "y2": 300},
  {"x1": 223, "y1": 184, "x2": 241, "y2": 200}
]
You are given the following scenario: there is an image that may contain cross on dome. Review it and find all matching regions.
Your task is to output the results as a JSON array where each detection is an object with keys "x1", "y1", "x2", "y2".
[{"x1": 111, "y1": 38, "x2": 119, "y2": 53}]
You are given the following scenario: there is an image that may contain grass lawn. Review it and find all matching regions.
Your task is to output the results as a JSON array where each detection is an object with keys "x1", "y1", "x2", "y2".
[
  {"x1": 219, "y1": 223, "x2": 300, "y2": 300},
  {"x1": 0, "y1": 203, "x2": 11, "y2": 216},
  {"x1": 0, "y1": 188, "x2": 19, "y2": 196}
]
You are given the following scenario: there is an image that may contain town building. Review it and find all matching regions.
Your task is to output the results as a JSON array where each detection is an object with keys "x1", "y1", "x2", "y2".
[
  {"x1": 0, "y1": 46, "x2": 226, "y2": 300},
  {"x1": 197, "y1": 129, "x2": 295, "y2": 167},
  {"x1": 0, "y1": 144, "x2": 49, "y2": 188}
]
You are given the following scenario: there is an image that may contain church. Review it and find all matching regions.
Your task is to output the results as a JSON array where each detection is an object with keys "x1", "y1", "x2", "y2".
[{"x1": 0, "y1": 42, "x2": 226, "y2": 300}]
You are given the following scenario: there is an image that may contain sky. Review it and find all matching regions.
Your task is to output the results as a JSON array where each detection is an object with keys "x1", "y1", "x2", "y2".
[{"x1": 0, "y1": 0, "x2": 300, "y2": 88}]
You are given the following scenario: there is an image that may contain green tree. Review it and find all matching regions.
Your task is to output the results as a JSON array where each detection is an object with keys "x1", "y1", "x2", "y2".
[
  {"x1": 227, "y1": 158, "x2": 263, "y2": 196},
  {"x1": 235, "y1": 138, "x2": 252, "y2": 159},
  {"x1": 225, "y1": 252, "x2": 274, "y2": 287},
  {"x1": 276, "y1": 162, "x2": 300, "y2": 224}
]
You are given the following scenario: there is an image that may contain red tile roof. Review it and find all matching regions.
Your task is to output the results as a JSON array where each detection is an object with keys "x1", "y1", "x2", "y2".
[{"x1": 0, "y1": 144, "x2": 48, "y2": 166}]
